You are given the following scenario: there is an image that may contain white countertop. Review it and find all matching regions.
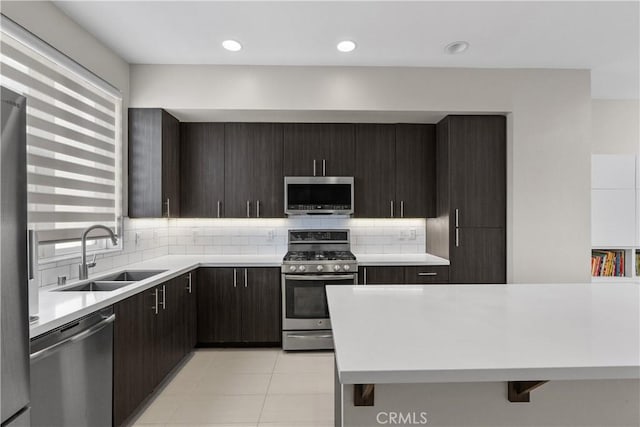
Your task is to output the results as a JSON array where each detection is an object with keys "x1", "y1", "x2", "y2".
[
  {"x1": 31, "y1": 254, "x2": 282, "y2": 337},
  {"x1": 31, "y1": 252, "x2": 447, "y2": 338},
  {"x1": 355, "y1": 253, "x2": 449, "y2": 266},
  {"x1": 327, "y1": 283, "x2": 640, "y2": 385}
]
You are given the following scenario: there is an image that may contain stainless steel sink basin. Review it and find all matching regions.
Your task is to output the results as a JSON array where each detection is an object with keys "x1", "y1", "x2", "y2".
[
  {"x1": 57, "y1": 281, "x2": 136, "y2": 292},
  {"x1": 97, "y1": 270, "x2": 167, "y2": 282}
]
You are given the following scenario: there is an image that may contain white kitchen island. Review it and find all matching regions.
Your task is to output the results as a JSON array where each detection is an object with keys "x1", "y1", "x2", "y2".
[{"x1": 327, "y1": 284, "x2": 640, "y2": 427}]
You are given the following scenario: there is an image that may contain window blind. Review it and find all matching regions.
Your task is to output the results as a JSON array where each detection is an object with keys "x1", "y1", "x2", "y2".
[{"x1": 0, "y1": 15, "x2": 122, "y2": 244}]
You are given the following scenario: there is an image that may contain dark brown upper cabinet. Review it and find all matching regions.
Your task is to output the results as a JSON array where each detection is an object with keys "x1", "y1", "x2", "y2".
[
  {"x1": 283, "y1": 123, "x2": 355, "y2": 176},
  {"x1": 446, "y1": 116, "x2": 506, "y2": 228},
  {"x1": 355, "y1": 123, "x2": 435, "y2": 218},
  {"x1": 128, "y1": 108, "x2": 180, "y2": 218},
  {"x1": 395, "y1": 124, "x2": 436, "y2": 218},
  {"x1": 355, "y1": 124, "x2": 396, "y2": 218},
  {"x1": 224, "y1": 123, "x2": 284, "y2": 218},
  {"x1": 428, "y1": 115, "x2": 506, "y2": 284},
  {"x1": 180, "y1": 123, "x2": 225, "y2": 217}
]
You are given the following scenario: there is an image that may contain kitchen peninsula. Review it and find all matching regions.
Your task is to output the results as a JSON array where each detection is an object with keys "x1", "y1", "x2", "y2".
[{"x1": 327, "y1": 284, "x2": 640, "y2": 427}]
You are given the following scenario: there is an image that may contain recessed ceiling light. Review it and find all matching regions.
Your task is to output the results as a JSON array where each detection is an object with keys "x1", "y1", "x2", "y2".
[
  {"x1": 337, "y1": 40, "x2": 357, "y2": 53},
  {"x1": 445, "y1": 41, "x2": 469, "y2": 54},
  {"x1": 222, "y1": 39, "x2": 242, "y2": 52}
]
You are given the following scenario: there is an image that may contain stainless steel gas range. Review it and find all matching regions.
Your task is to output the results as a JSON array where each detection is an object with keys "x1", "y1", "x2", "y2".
[{"x1": 281, "y1": 229, "x2": 357, "y2": 350}]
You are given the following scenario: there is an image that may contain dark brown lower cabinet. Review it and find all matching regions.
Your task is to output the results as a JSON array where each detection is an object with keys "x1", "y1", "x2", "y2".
[
  {"x1": 183, "y1": 271, "x2": 197, "y2": 354},
  {"x1": 113, "y1": 288, "x2": 156, "y2": 427},
  {"x1": 113, "y1": 273, "x2": 195, "y2": 426},
  {"x1": 450, "y1": 227, "x2": 506, "y2": 284},
  {"x1": 197, "y1": 267, "x2": 281, "y2": 344},
  {"x1": 359, "y1": 266, "x2": 405, "y2": 285},
  {"x1": 359, "y1": 265, "x2": 449, "y2": 285},
  {"x1": 405, "y1": 266, "x2": 449, "y2": 284}
]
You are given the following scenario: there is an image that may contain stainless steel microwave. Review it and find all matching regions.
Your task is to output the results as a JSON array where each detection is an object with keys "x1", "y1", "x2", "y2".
[{"x1": 284, "y1": 176, "x2": 354, "y2": 215}]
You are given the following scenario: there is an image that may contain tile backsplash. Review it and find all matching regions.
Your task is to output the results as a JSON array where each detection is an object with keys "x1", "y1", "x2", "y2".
[{"x1": 37, "y1": 216, "x2": 425, "y2": 287}]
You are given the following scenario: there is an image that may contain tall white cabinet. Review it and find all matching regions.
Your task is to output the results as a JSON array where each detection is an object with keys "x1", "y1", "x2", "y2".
[{"x1": 591, "y1": 154, "x2": 639, "y2": 282}]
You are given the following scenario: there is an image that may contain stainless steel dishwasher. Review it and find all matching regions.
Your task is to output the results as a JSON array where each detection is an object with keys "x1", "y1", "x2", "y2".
[{"x1": 30, "y1": 307, "x2": 115, "y2": 427}]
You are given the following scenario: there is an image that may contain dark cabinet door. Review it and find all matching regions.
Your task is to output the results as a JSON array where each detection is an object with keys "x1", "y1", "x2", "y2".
[
  {"x1": 128, "y1": 109, "x2": 162, "y2": 218},
  {"x1": 162, "y1": 110, "x2": 180, "y2": 218},
  {"x1": 360, "y1": 266, "x2": 406, "y2": 285},
  {"x1": 448, "y1": 116, "x2": 506, "y2": 228},
  {"x1": 197, "y1": 268, "x2": 241, "y2": 343},
  {"x1": 450, "y1": 227, "x2": 506, "y2": 284},
  {"x1": 224, "y1": 124, "x2": 254, "y2": 218},
  {"x1": 283, "y1": 123, "x2": 355, "y2": 176},
  {"x1": 225, "y1": 123, "x2": 284, "y2": 218},
  {"x1": 395, "y1": 124, "x2": 436, "y2": 218},
  {"x1": 249, "y1": 123, "x2": 284, "y2": 218},
  {"x1": 241, "y1": 268, "x2": 281, "y2": 343},
  {"x1": 113, "y1": 289, "x2": 157, "y2": 427},
  {"x1": 183, "y1": 271, "x2": 197, "y2": 353},
  {"x1": 355, "y1": 124, "x2": 396, "y2": 218},
  {"x1": 404, "y1": 266, "x2": 449, "y2": 284},
  {"x1": 180, "y1": 123, "x2": 225, "y2": 217},
  {"x1": 128, "y1": 108, "x2": 180, "y2": 218}
]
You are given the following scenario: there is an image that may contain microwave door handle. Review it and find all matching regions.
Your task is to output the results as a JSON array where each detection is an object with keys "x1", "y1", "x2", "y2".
[
  {"x1": 322, "y1": 159, "x2": 326, "y2": 176},
  {"x1": 313, "y1": 159, "x2": 317, "y2": 177}
]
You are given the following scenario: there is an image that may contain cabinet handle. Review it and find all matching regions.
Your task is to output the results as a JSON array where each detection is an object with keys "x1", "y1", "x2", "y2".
[
  {"x1": 217, "y1": 200, "x2": 222, "y2": 218},
  {"x1": 390, "y1": 201, "x2": 394, "y2": 218},
  {"x1": 152, "y1": 289, "x2": 158, "y2": 315},
  {"x1": 161, "y1": 285, "x2": 166, "y2": 310},
  {"x1": 418, "y1": 272, "x2": 437, "y2": 277},
  {"x1": 244, "y1": 268, "x2": 248, "y2": 288},
  {"x1": 233, "y1": 268, "x2": 237, "y2": 288},
  {"x1": 455, "y1": 228, "x2": 460, "y2": 247},
  {"x1": 313, "y1": 159, "x2": 317, "y2": 177},
  {"x1": 256, "y1": 200, "x2": 260, "y2": 218},
  {"x1": 363, "y1": 267, "x2": 367, "y2": 285},
  {"x1": 322, "y1": 159, "x2": 326, "y2": 176},
  {"x1": 400, "y1": 201, "x2": 404, "y2": 218},
  {"x1": 165, "y1": 198, "x2": 171, "y2": 218},
  {"x1": 186, "y1": 273, "x2": 192, "y2": 293},
  {"x1": 246, "y1": 200, "x2": 251, "y2": 218},
  {"x1": 455, "y1": 208, "x2": 459, "y2": 227}
]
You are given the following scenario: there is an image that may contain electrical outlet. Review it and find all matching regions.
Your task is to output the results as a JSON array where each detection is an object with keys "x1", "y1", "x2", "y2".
[
  {"x1": 398, "y1": 230, "x2": 407, "y2": 240},
  {"x1": 409, "y1": 229, "x2": 416, "y2": 240},
  {"x1": 266, "y1": 229, "x2": 275, "y2": 241},
  {"x1": 135, "y1": 232, "x2": 141, "y2": 246}
]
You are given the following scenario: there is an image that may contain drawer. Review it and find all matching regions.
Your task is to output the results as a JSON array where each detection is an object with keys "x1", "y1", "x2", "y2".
[{"x1": 405, "y1": 266, "x2": 449, "y2": 284}]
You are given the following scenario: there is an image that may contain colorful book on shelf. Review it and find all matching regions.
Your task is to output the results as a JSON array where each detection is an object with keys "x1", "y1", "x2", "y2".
[{"x1": 591, "y1": 250, "x2": 626, "y2": 277}]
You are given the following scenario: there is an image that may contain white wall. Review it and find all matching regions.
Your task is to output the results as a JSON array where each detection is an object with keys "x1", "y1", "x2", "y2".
[
  {"x1": 591, "y1": 99, "x2": 640, "y2": 154},
  {"x1": 130, "y1": 65, "x2": 593, "y2": 284}
]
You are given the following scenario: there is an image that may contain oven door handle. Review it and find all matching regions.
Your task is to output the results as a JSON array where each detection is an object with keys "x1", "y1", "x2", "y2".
[{"x1": 284, "y1": 274, "x2": 356, "y2": 281}]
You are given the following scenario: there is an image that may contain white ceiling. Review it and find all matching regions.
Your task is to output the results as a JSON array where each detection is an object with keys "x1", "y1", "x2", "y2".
[{"x1": 54, "y1": 1, "x2": 639, "y2": 100}]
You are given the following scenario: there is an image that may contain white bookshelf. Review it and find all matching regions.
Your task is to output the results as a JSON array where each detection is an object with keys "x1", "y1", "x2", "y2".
[{"x1": 591, "y1": 155, "x2": 639, "y2": 283}]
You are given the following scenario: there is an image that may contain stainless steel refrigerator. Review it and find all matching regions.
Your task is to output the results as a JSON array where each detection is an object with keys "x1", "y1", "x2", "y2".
[{"x1": 1, "y1": 86, "x2": 30, "y2": 426}]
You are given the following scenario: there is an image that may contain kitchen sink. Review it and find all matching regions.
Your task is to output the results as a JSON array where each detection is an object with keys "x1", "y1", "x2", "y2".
[
  {"x1": 97, "y1": 270, "x2": 167, "y2": 282},
  {"x1": 57, "y1": 281, "x2": 136, "y2": 292}
]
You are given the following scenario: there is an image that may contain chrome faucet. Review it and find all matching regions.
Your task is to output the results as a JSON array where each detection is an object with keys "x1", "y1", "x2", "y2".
[{"x1": 79, "y1": 225, "x2": 118, "y2": 280}]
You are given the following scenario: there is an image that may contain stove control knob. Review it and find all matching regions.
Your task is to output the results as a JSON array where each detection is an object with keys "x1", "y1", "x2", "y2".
[
  {"x1": 317, "y1": 265, "x2": 324, "y2": 272},
  {"x1": 289, "y1": 265, "x2": 296, "y2": 272},
  {"x1": 333, "y1": 265, "x2": 341, "y2": 272},
  {"x1": 343, "y1": 264, "x2": 351, "y2": 271},
  {"x1": 299, "y1": 265, "x2": 306, "y2": 272}
]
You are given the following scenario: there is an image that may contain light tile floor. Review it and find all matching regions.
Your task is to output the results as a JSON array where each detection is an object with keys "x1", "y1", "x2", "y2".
[{"x1": 131, "y1": 349, "x2": 334, "y2": 427}]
